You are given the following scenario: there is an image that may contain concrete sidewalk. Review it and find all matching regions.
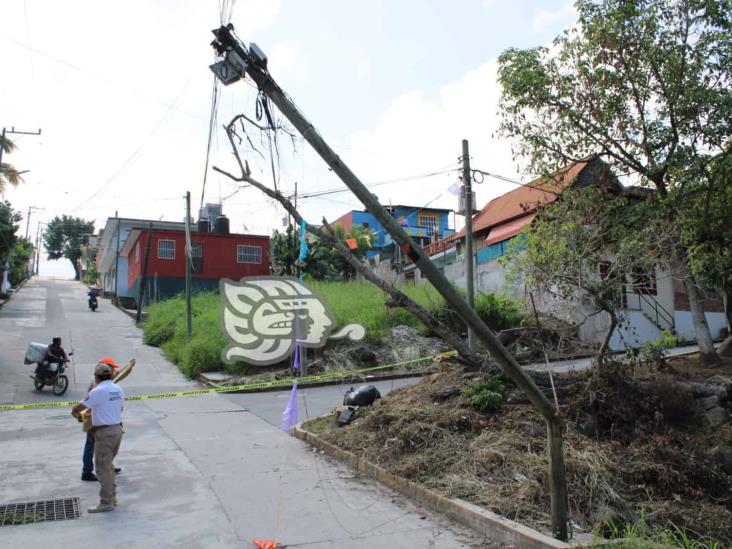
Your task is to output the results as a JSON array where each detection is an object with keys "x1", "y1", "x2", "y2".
[
  {"x1": 0, "y1": 278, "x2": 490, "y2": 548},
  {"x1": 523, "y1": 343, "x2": 705, "y2": 373}
]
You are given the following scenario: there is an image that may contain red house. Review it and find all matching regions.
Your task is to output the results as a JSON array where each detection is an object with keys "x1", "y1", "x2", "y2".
[{"x1": 121, "y1": 226, "x2": 270, "y2": 304}]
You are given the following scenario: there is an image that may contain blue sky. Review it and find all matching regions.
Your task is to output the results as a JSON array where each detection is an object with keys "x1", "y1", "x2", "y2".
[{"x1": 0, "y1": 0, "x2": 577, "y2": 277}]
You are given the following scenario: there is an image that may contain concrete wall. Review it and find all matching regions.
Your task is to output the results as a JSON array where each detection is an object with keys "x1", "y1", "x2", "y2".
[{"x1": 674, "y1": 311, "x2": 727, "y2": 342}]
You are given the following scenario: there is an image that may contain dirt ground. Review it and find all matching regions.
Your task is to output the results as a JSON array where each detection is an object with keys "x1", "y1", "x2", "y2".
[{"x1": 306, "y1": 352, "x2": 732, "y2": 543}]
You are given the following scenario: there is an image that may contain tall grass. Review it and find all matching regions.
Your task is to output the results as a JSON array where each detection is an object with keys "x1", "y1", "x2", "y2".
[
  {"x1": 142, "y1": 281, "x2": 526, "y2": 377},
  {"x1": 595, "y1": 520, "x2": 726, "y2": 549},
  {"x1": 144, "y1": 292, "x2": 229, "y2": 378}
]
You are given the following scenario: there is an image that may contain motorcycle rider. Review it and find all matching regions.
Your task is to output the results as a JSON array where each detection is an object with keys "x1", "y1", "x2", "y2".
[
  {"x1": 37, "y1": 337, "x2": 68, "y2": 379},
  {"x1": 88, "y1": 289, "x2": 98, "y2": 310}
]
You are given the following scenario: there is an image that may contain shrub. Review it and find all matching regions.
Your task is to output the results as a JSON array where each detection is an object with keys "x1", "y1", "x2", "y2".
[
  {"x1": 461, "y1": 375, "x2": 505, "y2": 413},
  {"x1": 640, "y1": 330, "x2": 678, "y2": 368},
  {"x1": 474, "y1": 292, "x2": 525, "y2": 332}
]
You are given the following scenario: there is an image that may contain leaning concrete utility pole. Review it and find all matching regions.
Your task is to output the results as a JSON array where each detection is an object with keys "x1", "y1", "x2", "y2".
[
  {"x1": 461, "y1": 139, "x2": 475, "y2": 350},
  {"x1": 209, "y1": 25, "x2": 568, "y2": 540}
]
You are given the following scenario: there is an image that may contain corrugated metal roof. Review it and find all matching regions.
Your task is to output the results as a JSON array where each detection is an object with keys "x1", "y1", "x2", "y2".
[{"x1": 466, "y1": 157, "x2": 594, "y2": 237}]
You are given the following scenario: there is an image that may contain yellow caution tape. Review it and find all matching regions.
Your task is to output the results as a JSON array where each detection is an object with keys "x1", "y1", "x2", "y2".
[{"x1": 0, "y1": 350, "x2": 458, "y2": 412}]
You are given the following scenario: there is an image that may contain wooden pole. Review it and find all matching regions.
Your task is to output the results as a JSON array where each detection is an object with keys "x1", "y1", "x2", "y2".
[
  {"x1": 185, "y1": 192, "x2": 193, "y2": 340},
  {"x1": 136, "y1": 223, "x2": 153, "y2": 323}
]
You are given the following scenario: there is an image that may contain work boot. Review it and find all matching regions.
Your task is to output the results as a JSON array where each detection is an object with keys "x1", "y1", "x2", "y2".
[
  {"x1": 87, "y1": 504, "x2": 114, "y2": 513},
  {"x1": 81, "y1": 472, "x2": 98, "y2": 481}
]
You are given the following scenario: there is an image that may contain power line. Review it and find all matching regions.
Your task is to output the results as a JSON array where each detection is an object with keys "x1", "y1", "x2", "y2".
[
  {"x1": 471, "y1": 168, "x2": 561, "y2": 196},
  {"x1": 70, "y1": 79, "x2": 191, "y2": 213},
  {"x1": 297, "y1": 167, "x2": 458, "y2": 200}
]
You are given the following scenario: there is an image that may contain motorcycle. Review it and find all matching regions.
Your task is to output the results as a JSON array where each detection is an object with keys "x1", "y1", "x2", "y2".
[
  {"x1": 24, "y1": 342, "x2": 73, "y2": 396},
  {"x1": 88, "y1": 290, "x2": 98, "y2": 312}
]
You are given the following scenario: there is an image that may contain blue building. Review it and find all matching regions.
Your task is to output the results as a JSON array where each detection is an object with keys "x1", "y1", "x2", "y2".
[{"x1": 332, "y1": 204, "x2": 454, "y2": 264}]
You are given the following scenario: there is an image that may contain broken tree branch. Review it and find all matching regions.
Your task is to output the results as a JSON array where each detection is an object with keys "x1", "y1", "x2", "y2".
[{"x1": 214, "y1": 116, "x2": 485, "y2": 371}]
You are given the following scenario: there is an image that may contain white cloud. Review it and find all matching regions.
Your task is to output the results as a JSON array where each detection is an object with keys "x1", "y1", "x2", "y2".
[
  {"x1": 532, "y1": 2, "x2": 576, "y2": 33},
  {"x1": 357, "y1": 62, "x2": 372, "y2": 80},
  {"x1": 343, "y1": 58, "x2": 526, "y2": 227}
]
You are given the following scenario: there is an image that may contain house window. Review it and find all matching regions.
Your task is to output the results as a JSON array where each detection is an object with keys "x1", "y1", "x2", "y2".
[
  {"x1": 237, "y1": 244, "x2": 262, "y2": 264},
  {"x1": 418, "y1": 214, "x2": 437, "y2": 234},
  {"x1": 157, "y1": 239, "x2": 175, "y2": 259},
  {"x1": 191, "y1": 243, "x2": 203, "y2": 273},
  {"x1": 631, "y1": 268, "x2": 657, "y2": 295}
]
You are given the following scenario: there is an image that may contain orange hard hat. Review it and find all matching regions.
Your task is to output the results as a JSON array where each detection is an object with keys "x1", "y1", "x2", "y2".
[{"x1": 98, "y1": 356, "x2": 119, "y2": 369}]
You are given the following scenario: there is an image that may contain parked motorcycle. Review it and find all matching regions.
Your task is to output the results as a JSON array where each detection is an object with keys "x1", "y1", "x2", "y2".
[
  {"x1": 24, "y1": 342, "x2": 73, "y2": 395},
  {"x1": 88, "y1": 290, "x2": 98, "y2": 312}
]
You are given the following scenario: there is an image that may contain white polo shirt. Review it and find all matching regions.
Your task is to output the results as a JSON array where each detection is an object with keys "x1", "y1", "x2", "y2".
[{"x1": 81, "y1": 380, "x2": 124, "y2": 426}]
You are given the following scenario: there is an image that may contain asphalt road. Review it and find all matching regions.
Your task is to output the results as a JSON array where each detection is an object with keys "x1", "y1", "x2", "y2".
[{"x1": 0, "y1": 277, "x2": 492, "y2": 549}]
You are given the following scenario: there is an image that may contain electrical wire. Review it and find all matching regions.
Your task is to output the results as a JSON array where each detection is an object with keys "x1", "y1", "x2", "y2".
[
  {"x1": 199, "y1": 74, "x2": 221, "y2": 217},
  {"x1": 471, "y1": 168, "x2": 561, "y2": 196},
  {"x1": 296, "y1": 167, "x2": 458, "y2": 200},
  {"x1": 70, "y1": 79, "x2": 191, "y2": 213}
]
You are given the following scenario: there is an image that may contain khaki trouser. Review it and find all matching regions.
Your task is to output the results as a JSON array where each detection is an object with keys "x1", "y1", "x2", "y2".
[{"x1": 92, "y1": 424, "x2": 123, "y2": 506}]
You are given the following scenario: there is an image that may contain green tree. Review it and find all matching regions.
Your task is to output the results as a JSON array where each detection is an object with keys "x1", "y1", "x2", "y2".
[
  {"x1": 509, "y1": 187, "x2": 673, "y2": 358},
  {"x1": 270, "y1": 223, "x2": 299, "y2": 277},
  {"x1": 497, "y1": 0, "x2": 731, "y2": 363},
  {"x1": 0, "y1": 201, "x2": 21, "y2": 265},
  {"x1": 0, "y1": 202, "x2": 23, "y2": 294},
  {"x1": 9, "y1": 238, "x2": 34, "y2": 285},
  {"x1": 43, "y1": 215, "x2": 95, "y2": 281},
  {"x1": 270, "y1": 223, "x2": 375, "y2": 281},
  {"x1": 682, "y1": 153, "x2": 732, "y2": 341},
  {"x1": 0, "y1": 135, "x2": 24, "y2": 192}
]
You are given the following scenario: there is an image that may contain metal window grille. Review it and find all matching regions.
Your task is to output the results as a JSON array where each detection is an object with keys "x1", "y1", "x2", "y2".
[
  {"x1": 157, "y1": 239, "x2": 175, "y2": 259},
  {"x1": 237, "y1": 244, "x2": 261, "y2": 264},
  {"x1": 191, "y1": 243, "x2": 203, "y2": 273},
  {"x1": 418, "y1": 215, "x2": 437, "y2": 234}
]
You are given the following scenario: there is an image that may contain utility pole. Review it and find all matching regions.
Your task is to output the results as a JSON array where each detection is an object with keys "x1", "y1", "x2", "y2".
[
  {"x1": 136, "y1": 223, "x2": 153, "y2": 323},
  {"x1": 35, "y1": 222, "x2": 43, "y2": 275},
  {"x1": 25, "y1": 206, "x2": 43, "y2": 240},
  {"x1": 208, "y1": 26, "x2": 568, "y2": 540},
  {"x1": 0, "y1": 126, "x2": 42, "y2": 168},
  {"x1": 185, "y1": 191, "x2": 193, "y2": 339},
  {"x1": 462, "y1": 140, "x2": 475, "y2": 350},
  {"x1": 114, "y1": 211, "x2": 120, "y2": 301}
]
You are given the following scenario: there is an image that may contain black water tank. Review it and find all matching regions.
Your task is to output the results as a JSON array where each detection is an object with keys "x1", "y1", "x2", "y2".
[
  {"x1": 213, "y1": 215, "x2": 230, "y2": 235},
  {"x1": 197, "y1": 218, "x2": 211, "y2": 233}
]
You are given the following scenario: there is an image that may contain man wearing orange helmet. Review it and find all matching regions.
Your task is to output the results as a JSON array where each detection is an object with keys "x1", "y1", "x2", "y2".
[{"x1": 80, "y1": 357, "x2": 122, "y2": 482}]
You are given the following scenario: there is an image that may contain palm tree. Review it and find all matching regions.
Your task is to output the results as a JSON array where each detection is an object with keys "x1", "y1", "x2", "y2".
[{"x1": 0, "y1": 135, "x2": 23, "y2": 193}]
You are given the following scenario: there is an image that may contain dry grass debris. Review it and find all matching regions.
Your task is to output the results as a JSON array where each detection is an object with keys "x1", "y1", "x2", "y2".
[{"x1": 310, "y1": 355, "x2": 732, "y2": 542}]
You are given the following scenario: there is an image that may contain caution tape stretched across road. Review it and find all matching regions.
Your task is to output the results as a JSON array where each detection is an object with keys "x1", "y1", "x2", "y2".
[{"x1": 0, "y1": 350, "x2": 458, "y2": 412}]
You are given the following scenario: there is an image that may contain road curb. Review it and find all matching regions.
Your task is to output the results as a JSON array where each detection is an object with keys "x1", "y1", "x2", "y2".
[
  {"x1": 294, "y1": 422, "x2": 578, "y2": 549},
  {"x1": 0, "y1": 276, "x2": 29, "y2": 310},
  {"x1": 211, "y1": 370, "x2": 435, "y2": 394}
]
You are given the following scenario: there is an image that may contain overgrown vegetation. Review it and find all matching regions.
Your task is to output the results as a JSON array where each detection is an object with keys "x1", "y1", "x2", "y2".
[
  {"x1": 596, "y1": 519, "x2": 727, "y2": 549},
  {"x1": 142, "y1": 281, "x2": 527, "y2": 377},
  {"x1": 310, "y1": 355, "x2": 732, "y2": 543},
  {"x1": 639, "y1": 330, "x2": 679, "y2": 370},
  {"x1": 461, "y1": 375, "x2": 504, "y2": 413}
]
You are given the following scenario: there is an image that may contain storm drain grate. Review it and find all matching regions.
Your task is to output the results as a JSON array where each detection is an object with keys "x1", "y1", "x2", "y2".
[{"x1": 0, "y1": 498, "x2": 80, "y2": 527}]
